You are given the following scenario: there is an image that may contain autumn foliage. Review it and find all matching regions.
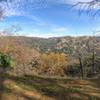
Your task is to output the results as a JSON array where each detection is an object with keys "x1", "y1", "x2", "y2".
[
  {"x1": 38, "y1": 52, "x2": 68, "y2": 76},
  {"x1": 0, "y1": 37, "x2": 40, "y2": 75}
]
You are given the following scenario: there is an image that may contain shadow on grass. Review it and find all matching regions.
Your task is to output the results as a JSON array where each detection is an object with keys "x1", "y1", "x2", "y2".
[
  {"x1": 0, "y1": 71, "x2": 6, "y2": 100},
  {"x1": 89, "y1": 78, "x2": 100, "y2": 88},
  {"x1": 5, "y1": 74, "x2": 100, "y2": 100},
  {"x1": 3, "y1": 86, "x2": 38, "y2": 100}
]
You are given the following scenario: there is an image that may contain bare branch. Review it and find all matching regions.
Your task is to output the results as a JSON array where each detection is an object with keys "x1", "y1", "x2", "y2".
[
  {"x1": 71, "y1": 0, "x2": 100, "y2": 16},
  {"x1": 0, "y1": 25, "x2": 22, "y2": 36},
  {"x1": 0, "y1": 0, "x2": 9, "y2": 19},
  {"x1": 0, "y1": 7, "x2": 3, "y2": 19}
]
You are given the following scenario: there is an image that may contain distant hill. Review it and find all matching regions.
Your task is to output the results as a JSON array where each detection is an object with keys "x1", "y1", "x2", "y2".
[{"x1": 0, "y1": 36, "x2": 100, "y2": 53}]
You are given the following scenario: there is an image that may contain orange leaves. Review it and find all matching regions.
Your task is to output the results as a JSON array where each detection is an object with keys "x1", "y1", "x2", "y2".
[{"x1": 0, "y1": 37, "x2": 40, "y2": 65}]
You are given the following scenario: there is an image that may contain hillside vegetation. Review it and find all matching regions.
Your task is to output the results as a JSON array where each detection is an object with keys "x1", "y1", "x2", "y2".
[{"x1": 0, "y1": 36, "x2": 100, "y2": 100}]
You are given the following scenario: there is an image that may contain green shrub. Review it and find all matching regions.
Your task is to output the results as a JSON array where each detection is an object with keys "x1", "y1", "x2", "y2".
[{"x1": 0, "y1": 52, "x2": 15, "y2": 69}]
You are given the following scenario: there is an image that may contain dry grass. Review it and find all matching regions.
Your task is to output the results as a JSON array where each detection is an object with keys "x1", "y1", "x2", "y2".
[{"x1": 0, "y1": 74, "x2": 100, "y2": 100}]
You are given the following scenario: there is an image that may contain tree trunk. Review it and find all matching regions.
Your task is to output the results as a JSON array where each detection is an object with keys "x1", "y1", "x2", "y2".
[
  {"x1": 79, "y1": 58, "x2": 84, "y2": 79},
  {"x1": 92, "y1": 49, "x2": 95, "y2": 73},
  {"x1": 0, "y1": 68, "x2": 5, "y2": 100}
]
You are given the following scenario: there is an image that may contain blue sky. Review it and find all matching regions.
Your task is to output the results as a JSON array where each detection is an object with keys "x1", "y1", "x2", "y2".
[{"x1": 0, "y1": 0, "x2": 100, "y2": 37}]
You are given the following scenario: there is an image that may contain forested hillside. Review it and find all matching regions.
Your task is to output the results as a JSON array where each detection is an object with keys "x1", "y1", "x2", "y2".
[
  {"x1": 0, "y1": 36, "x2": 100, "y2": 100},
  {"x1": 0, "y1": 36, "x2": 100, "y2": 77}
]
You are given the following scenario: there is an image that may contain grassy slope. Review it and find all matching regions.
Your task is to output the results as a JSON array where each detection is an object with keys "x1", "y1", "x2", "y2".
[{"x1": 0, "y1": 74, "x2": 100, "y2": 100}]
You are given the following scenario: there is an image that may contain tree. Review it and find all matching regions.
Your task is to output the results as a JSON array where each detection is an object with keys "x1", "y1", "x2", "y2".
[
  {"x1": 0, "y1": 52, "x2": 14, "y2": 69},
  {"x1": 72, "y1": 38, "x2": 89, "y2": 78},
  {"x1": 0, "y1": 52, "x2": 14, "y2": 99},
  {"x1": 57, "y1": 37, "x2": 90, "y2": 78},
  {"x1": 86, "y1": 35, "x2": 100, "y2": 74},
  {"x1": 0, "y1": 52, "x2": 14, "y2": 76},
  {"x1": 0, "y1": 7, "x2": 3, "y2": 19},
  {"x1": 39, "y1": 52, "x2": 68, "y2": 76},
  {"x1": 72, "y1": 0, "x2": 100, "y2": 16},
  {"x1": 0, "y1": 0, "x2": 9, "y2": 19},
  {"x1": 0, "y1": 25, "x2": 22, "y2": 36},
  {"x1": 0, "y1": 37, "x2": 40, "y2": 75},
  {"x1": 57, "y1": 36, "x2": 100, "y2": 78}
]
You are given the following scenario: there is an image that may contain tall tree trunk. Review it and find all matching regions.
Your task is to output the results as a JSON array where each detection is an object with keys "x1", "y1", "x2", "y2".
[
  {"x1": 92, "y1": 49, "x2": 95, "y2": 73},
  {"x1": 79, "y1": 58, "x2": 84, "y2": 78},
  {"x1": 0, "y1": 68, "x2": 5, "y2": 100}
]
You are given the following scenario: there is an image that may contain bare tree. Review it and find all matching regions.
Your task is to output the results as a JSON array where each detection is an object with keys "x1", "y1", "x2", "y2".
[
  {"x1": 91, "y1": 31, "x2": 100, "y2": 73},
  {"x1": 0, "y1": 0, "x2": 11, "y2": 19},
  {"x1": 0, "y1": 7, "x2": 4, "y2": 19},
  {"x1": 72, "y1": 0, "x2": 100, "y2": 16},
  {"x1": 57, "y1": 37, "x2": 89, "y2": 78},
  {"x1": 0, "y1": 25, "x2": 22, "y2": 36}
]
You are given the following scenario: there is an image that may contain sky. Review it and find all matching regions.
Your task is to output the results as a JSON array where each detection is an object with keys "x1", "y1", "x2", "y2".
[{"x1": 0, "y1": 0, "x2": 100, "y2": 37}]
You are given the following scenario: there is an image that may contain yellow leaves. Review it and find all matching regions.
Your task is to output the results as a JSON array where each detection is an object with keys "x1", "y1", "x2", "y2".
[
  {"x1": 41, "y1": 52, "x2": 68, "y2": 67},
  {"x1": 40, "y1": 52, "x2": 69, "y2": 75}
]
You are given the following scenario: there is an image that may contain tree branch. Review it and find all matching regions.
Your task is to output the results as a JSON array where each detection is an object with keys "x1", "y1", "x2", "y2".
[{"x1": 71, "y1": 0, "x2": 100, "y2": 16}]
